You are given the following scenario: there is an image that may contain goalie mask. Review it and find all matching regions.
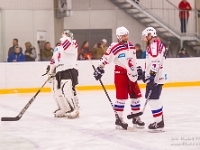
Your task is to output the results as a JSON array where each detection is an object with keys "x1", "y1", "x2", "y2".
[{"x1": 63, "y1": 30, "x2": 73, "y2": 39}]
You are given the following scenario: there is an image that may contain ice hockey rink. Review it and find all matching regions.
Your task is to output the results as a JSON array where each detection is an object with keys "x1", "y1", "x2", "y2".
[{"x1": 0, "y1": 87, "x2": 200, "y2": 150}]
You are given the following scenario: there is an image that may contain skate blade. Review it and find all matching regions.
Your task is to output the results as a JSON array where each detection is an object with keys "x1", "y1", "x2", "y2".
[
  {"x1": 127, "y1": 127, "x2": 137, "y2": 132},
  {"x1": 148, "y1": 128, "x2": 165, "y2": 133},
  {"x1": 116, "y1": 125, "x2": 124, "y2": 130},
  {"x1": 133, "y1": 124, "x2": 145, "y2": 129},
  {"x1": 116, "y1": 125, "x2": 136, "y2": 132}
]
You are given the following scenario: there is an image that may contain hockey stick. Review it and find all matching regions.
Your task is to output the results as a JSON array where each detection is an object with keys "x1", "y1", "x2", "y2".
[
  {"x1": 127, "y1": 41, "x2": 170, "y2": 119},
  {"x1": 42, "y1": 65, "x2": 50, "y2": 76},
  {"x1": 1, "y1": 64, "x2": 63, "y2": 121},
  {"x1": 1, "y1": 77, "x2": 51, "y2": 121},
  {"x1": 87, "y1": 56, "x2": 135, "y2": 131}
]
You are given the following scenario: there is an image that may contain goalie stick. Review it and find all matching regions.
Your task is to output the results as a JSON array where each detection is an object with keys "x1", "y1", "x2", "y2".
[
  {"x1": 87, "y1": 56, "x2": 136, "y2": 132},
  {"x1": 1, "y1": 64, "x2": 63, "y2": 121},
  {"x1": 127, "y1": 41, "x2": 170, "y2": 119}
]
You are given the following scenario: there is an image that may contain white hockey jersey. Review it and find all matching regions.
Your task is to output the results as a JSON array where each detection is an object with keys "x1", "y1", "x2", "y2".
[
  {"x1": 50, "y1": 36, "x2": 78, "y2": 73},
  {"x1": 145, "y1": 39, "x2": 166, "y2": 84},
  {"x1": 98, "y1": 41, "x2": 138, "y2": 82}
]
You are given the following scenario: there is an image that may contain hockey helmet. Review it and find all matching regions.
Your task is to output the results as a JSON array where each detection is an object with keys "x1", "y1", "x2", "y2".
[
  {"x1": 116, "y1": 26, "x2": 129, "y2": 40},
  {"x1": 63, "y1": 30, "x2": 73, "y2": 39},
  {"x1": 142, "y1": 27, "x2": 157, "y2": 37}
]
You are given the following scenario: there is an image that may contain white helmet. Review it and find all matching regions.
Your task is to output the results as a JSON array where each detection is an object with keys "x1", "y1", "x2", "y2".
[
  {"x1": 142, "y1": 27, "x2": 157, "y2": 37},
  {"x1": 116, "y1": 26, "x2": 129, "y2": 41}
]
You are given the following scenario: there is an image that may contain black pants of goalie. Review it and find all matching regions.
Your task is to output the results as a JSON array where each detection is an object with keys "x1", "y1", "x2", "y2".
[{"x1": 56, "y1": 68, "x2": 78, "y2": 88}]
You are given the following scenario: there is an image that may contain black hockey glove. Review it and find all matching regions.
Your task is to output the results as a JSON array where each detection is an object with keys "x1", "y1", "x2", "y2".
[
  {"x1": 137, "y1": 66, "x2": 143, "y2": 80},
  {"x1": 93, "y1": 67, "x2": 105, "y2": 80},
  {"x1": 145, "y1": 70, "x2": 158, "y2": 89}
]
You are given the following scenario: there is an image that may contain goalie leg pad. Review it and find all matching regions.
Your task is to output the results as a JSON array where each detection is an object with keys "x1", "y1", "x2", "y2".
[
  {"x1": 53, "y1": 80, "x2": 72, "y2": 117},
  {"x1": 52, "y1": 79, "x2": 61, "y2": 110},
  {"x1": 61, "y1": 79, "x2": 79, "y2": 118}
]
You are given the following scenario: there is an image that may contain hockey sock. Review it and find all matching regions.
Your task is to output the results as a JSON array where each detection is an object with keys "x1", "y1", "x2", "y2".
[
  {"x1": 148, "y1": 99, "x2": 163, "y2": 123},
  {"x1": 130, "y1": 98, "x2": 141, "y2": 114},
  {"x1": 113, "y1": 99, "x2": 125, "y2": 118}
]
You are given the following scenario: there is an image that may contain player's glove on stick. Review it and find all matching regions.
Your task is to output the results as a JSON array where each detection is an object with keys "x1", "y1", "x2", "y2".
[
  {"x1": 137, "y1": 66, "x2": 143, "y2": 80},
  {"x1": 145, "y1": 70, "x2": 157, "y2": 89},
  {"x1": 93, "y1": 67, "x2": 105, "y2": 80}
]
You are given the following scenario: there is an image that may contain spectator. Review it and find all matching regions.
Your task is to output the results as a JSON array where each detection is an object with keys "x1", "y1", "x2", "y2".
[
  {"x1": 101, "y1": 39, "x2": 108, "y2": 53},
  {"x1": 78, "y1": 53, "x2": 85, "y2": 60},
  {"x1": 8, "y1": 38, "x2": 23, "y2": 57},
  {"x1": 91, "y1": 41, "x2": 107, "y2": 60},
  {"x1": 78, "y1": 41, "x2": 93, "y2": 60},
  {"x1": 135, "y1": 43, "x2": 143, "y2": 59},
  {"x1": 41, "y1": 42, "x2": 54, "y2": 61},
  {"x1": 179, "y1": 47, "x2": 191, "y2": 58},
  {"x1": 7, "y1": 46, "x2": 25, "y2": 62},
  {"x1": 178, "y1": 0, "x2": 192, "y2": 33},
  {"x1": 142, "y1": 51, "x2": 146, "y2": 58},
  {"x1": 24, "y1": 42, "x2": 37, "y2": 61}
]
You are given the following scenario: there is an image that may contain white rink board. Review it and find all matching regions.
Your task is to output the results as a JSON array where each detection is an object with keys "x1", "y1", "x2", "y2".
[{"x1": 0, "y1": 58, "x2": 200, "y2": 89}]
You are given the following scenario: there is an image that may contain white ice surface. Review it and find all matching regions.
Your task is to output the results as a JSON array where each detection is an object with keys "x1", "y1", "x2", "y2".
[{"x1": 0, "y1": 87, "x2": 200, "y2": 150}]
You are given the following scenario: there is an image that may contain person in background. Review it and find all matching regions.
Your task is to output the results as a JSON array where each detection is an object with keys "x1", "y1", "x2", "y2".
[
  {"x1": 178, "y1": 0, "x2": 192, "y2": 34},
  {"x1": 7, "y1": 46, "x2": 25, "y2": 62},
  {"x1": 135, "y1": 43, "x2": 143, "y2": 59},
  {"x1": 41, "y1": 42, "x2": 54, "y2": 61},
  {"x1": 78, "y1": 41, "x2": 92, "y2": 60},
  {"x1": 24, "y1": 42, "x2": 37, "y2": 61},
  {"x1": 8, "y1": 38, "x2": 23, "y2": 57},
  {"x1": 179, "y1": 47, "x2": 191, "y2": 58},
  {"x1": 142, "y1": 51, "x2": 146, "y2": 58},
  {"x1": 101, "y1": 39, "x2": 108, "y2": 53},
  {"x1": 91, "y1": 39, "x2": 108, "y2": 59}
]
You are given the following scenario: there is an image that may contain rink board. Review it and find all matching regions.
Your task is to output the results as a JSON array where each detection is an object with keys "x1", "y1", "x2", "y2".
[
  {"x1": 0, "y1": 58, "x2": 200, "y2": 94},
  {"x1": 0, "y1": 81, "x2": 200, "y2": 94}
]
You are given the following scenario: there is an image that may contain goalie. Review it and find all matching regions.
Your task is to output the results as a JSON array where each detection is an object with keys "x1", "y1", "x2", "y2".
[{"x1": 47, "y1": 30, "x2": 79, "y2": 118}]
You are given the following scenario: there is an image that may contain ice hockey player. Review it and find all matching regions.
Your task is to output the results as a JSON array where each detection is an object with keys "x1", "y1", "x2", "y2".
[
  {"x1": 93, "y1": 26, "x2": 145, "y2": 129},
  {"x1": 47, "y1": 30, "x2": 79, "y2": 119},
  {"x1": 140, "y1": 27, "x2": 166, "y2": 131}
]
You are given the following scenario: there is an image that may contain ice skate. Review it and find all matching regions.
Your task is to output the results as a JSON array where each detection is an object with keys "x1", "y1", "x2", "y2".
[
  {"x1": 115, "y1": 118, "x2": 128, "y2": 130},
  {"x1": 148, "y1": 118, "x2": 165, "y2": 133},
  {"x1": 132, "y1": 117, "x2": 145, "y2": 128},
  {"x1": 53, "y1": 109, "x2": 65, "y2": 118}
]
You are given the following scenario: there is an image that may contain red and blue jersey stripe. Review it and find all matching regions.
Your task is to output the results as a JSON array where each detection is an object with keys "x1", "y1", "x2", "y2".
[
  {"x1": 50, "y1": 58, "x2": 55, "y2": 64},
  {"x1": 106, "y1": 42, "x2": 135, "y2": 56},
  {"x1": 62, "y1": 39, "x2": 71, "y2": 50}
]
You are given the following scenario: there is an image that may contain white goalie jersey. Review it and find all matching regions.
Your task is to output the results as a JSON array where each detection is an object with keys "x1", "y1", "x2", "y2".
[{"x1": 50, "y1": 36, "x2": 78, "y2": 73}]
